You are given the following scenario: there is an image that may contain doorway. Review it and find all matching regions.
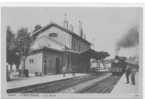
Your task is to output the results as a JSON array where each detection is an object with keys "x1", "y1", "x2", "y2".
[{"x1": 56, "y1": 57, "x2": 60, "y2": 74}]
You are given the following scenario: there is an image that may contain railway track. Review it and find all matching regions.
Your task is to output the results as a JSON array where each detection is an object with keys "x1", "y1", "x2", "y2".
[
  {"x1": 7, "y1": 73, "x2": 105, "y2": 93},
  {"x1": 79, "y1": 75, "x2": 121, "y2": 93}
]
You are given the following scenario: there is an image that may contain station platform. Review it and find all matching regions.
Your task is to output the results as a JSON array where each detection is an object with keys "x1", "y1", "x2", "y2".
[
  {"x1": 7, "y1": 73, "x2": 87, "y2": 90},
  {"x1": 111, "y1": 72, "x2": 139, "y2": 95}
]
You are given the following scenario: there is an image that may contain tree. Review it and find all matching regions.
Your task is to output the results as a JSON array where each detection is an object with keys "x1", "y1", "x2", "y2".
[
  {"x1": 6, "y1": 26, "x2": 15, "y2": 51},
  {"x1": 15, "y1": 28, "x2": 32, "y2": 75},
  {"x1": 6, "y1": 26, "x2": 33, "y2": 72},
  {"x1": 16, "y1": 28, "x2": 32, "y2": 56},
  {"x1": 6, "y1": 26, "x2": 18, "y2": 65}
]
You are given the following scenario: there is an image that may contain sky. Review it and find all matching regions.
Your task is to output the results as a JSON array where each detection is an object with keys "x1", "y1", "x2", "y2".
[{"x1": 2, "y1": 7, "x2": 142, "y2": 58}]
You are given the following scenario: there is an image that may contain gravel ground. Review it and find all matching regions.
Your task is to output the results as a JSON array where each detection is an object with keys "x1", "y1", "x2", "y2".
[{"x1": 79, "y1": 75, "x2": 121, "y2": 93}]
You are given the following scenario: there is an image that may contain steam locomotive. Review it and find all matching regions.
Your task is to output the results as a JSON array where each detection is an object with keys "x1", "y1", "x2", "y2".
[{"x1": 110, "y1": 56, "x2": 126, "y2": 75}]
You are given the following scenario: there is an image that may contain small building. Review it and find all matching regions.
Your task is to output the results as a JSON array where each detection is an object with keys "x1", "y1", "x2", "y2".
[{"x1": 25, "y1": 22, "x2": 99, "y2": 75}]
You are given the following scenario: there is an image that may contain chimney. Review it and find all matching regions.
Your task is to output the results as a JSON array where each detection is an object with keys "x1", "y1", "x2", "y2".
[
  {"x1": 63, "y1": 13, "x2": 69, "y2": 29},
  {"x1": 69, "y1": 24, "x2": 74, "y2": 32},
  {"x1": 79, "y1": 20, "x2": 83, "y2": 38},
  {"x1": 33, "y1": 24, "x2": 42, "y2": 32}
]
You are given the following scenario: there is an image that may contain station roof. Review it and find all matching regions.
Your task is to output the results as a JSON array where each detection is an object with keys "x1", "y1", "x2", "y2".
[{"x1": 32, "y1": 22, "x2": 91, "y2": 45}]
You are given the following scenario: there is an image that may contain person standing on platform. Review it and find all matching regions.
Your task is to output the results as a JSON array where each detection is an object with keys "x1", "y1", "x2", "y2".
[
  {"x1": 125, "y1": 63, "x2": 138, "y2": 85},
  {"x1": 125, "y1": 64, "x2": 131, "y2": 84},
  {"x1": 130, "y1": 64, "x2": 138, "y2": 85}
]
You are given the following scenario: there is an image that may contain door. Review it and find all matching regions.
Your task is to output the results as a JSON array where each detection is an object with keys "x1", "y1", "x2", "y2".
[
  {"x1": 56, "y1": 57, "x2": 60, "y2": 74},
  {"x1": 44, "y1": 59, "x2": 54, "y2": 75}
]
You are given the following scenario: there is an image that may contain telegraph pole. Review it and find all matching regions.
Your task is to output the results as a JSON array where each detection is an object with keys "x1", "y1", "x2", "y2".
[{"x1": 19, "y1": 36, "x2": 27, "y2": 77}]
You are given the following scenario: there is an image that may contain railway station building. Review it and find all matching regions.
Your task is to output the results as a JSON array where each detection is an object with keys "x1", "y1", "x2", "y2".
[{"x1": 25, "y1": 22, "x2": 99, "y2": 75}]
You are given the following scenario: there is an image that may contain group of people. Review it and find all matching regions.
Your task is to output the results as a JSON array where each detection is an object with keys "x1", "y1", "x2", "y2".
[
  {"x1": 125, "y1": 62, "x2": 138, "y2": 85},
  {"x1": 115, "y1": 56, "x2": 138, "y2": 85}
]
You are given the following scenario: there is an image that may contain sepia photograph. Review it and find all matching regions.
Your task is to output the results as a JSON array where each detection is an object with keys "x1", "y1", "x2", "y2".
[{"x1": 1, "y1": 4, "x2": 143, "y2": 99}]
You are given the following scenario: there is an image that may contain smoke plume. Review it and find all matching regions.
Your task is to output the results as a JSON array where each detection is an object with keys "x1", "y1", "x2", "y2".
[{"x1": 117, "y1": 26, "x2": 139, "y2": 50}]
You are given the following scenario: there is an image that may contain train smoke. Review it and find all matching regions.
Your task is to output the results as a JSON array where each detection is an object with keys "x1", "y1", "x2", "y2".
[{"x1": 116, "y1": 26, "x2": 139, "y2": 55}]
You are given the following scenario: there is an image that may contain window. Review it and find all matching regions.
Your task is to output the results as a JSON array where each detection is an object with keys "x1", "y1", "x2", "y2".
[
  {"x1": 49, "y1": 33, "x2": 58, "y2": 37},
  {"x1": 29, "y1": 59, "x2": 34, "y2": 64}
]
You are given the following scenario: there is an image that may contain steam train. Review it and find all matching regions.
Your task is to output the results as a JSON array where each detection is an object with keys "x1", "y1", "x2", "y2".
[
  {"x1": 110, "y1": 56, "x2": 126, "y2": 75},
  {"x1": 110, "y1": 56, "x2": 139, "y2": 76}
]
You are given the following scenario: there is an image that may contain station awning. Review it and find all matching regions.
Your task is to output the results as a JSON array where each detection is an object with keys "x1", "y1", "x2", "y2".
[
  {"x1": 80, "y1": 49, "x2": 99, "y2": 59},
  {"x1": 80, "y1": 49, "x2": 109, "y2": 60}
]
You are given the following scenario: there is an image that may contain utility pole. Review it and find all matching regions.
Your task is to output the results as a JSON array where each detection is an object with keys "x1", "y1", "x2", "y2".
[
  {"x1": 19, "y1": 37, "x2": 27, "y2": 77},
  {"x1": 78, "y1": 20, "x2": 83, "y2": 38}
]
